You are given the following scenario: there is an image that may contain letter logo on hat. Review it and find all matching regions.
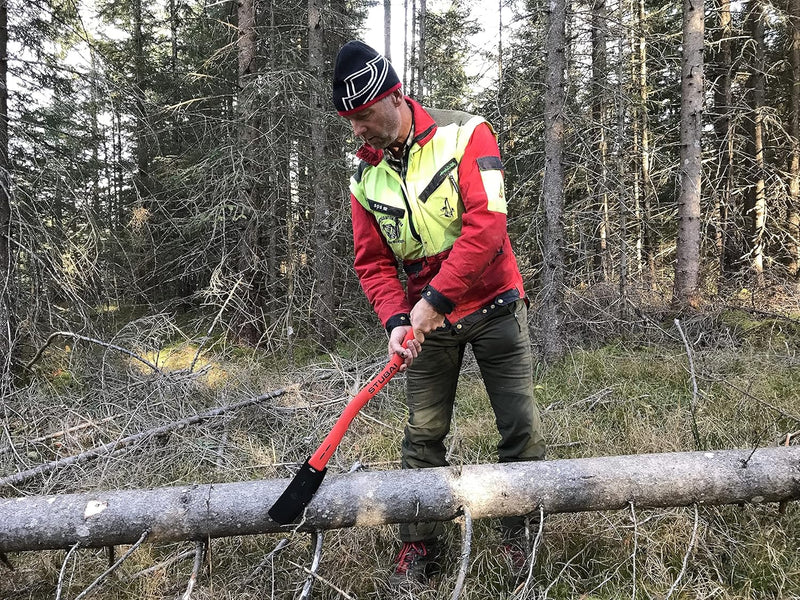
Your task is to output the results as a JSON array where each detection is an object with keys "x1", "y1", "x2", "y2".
[
  {"x1": 341, "y1": 54, "x2": 390, "y2": 113},
  {"x1": 333, "y1": 41, "x2": 402, "y2": 116}
]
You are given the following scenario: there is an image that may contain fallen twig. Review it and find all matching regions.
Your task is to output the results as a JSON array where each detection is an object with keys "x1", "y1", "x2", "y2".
[
  {"x1": 180, "y1": 541, "x2": 206, "y2": 600},
  {"x1": 540, "y1": 550, "x2": 580, "y2": 598},
  {"x1": 74, "y1": 530, "x2": 149, "y2": 600},
  {"x1": 629, "y1": 501, "x2": 638, "y2": 600},
  {"x1": 721, "y1": 305, "x2": 800, "y2": 327},
  {"x1": 55, "y1": 542, "x2": 81, "y2": 600},
  {"x1": 664, "y1": 504, "x2": 699, "y2": 600},
  {"x1": 0, "y1": 416, "x2": 118, "y2": 456},
  {"x1": 701, "y1": 374, "x2": 800, "y2": 424},
  {"x1": 123, "y1": 548, "x2": 197, "y2": 582},
  {"x1": 241, "y1": 538, "x2": 289, "y2": 586},
  {"x1": 513, "y1": 505, "x2": 545, "y2": 598},
  {"x1": 544, "y1": 387, "x2": 614, "y2": 412},
  {"x1": 289, "y1": 559, "x2": 355, "y2": 600},
  {"x1": 298, "y1": 531, "x2": 324, "y2": 600},
  {"x1": 24, "y1": 331, "x2": 163, "y2": 373},
  {"x1": 0, "y1": 388, "x2": 288, "y2": 490},
  {"x1": 451, "y1": 505, "x2": 473, "y2": 600}
]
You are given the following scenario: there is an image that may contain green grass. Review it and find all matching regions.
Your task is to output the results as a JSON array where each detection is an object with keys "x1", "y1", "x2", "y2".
[{"x1": 2, "y1": 311, "x2": 799, "y2": 599}]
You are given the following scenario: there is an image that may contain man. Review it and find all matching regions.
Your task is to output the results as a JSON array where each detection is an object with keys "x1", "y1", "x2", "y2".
[{"x1": 332, "y1": 40, "x2": 546, "y2": 585}]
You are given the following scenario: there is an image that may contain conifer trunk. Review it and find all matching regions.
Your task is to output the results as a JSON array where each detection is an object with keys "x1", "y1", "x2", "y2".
[
  {"x1": 309, "y1": 0, "x2": 335, "y2": 349},
  {"x1": 673, "y1": 0, "x2": 704, "y2": 307},
  {"x1": 418, "y1": 0, "x2": 426, "y2": 102},
  {"x1": 711, "y1": 0, "x2": 735, "y2": 278},
  {"x1": 234, "y1": 0, "x2": 264, "y2": 344},
  {"x1": 0, "y1": 0, "x2": 13, "y2": 367},
  {"x1": 789, "y1": 0, "x2": 800, "y2": 280},
  {"x1": 744, "y1": 0, "x2": 767, "y2": 281},
  {"x1": 384, "y1": 0, "x2": 392, "y2": 61},
  {"x1": 540, "y1": 0, "x2": 567, "y2": 361},
  {"x1": 591, "y1": 0, "x2": 609, "y2": 282},
  {"x1": 637, "y1": 0, "x2": 656, "y2": 287}
]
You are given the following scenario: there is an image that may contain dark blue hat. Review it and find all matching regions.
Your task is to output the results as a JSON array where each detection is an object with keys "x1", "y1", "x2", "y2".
[{"x1": 332, "y1": 41, "x2": 402, "y2": 116}]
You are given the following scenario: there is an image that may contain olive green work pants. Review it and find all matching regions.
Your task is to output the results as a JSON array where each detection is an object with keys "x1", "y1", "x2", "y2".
[{"x1": 399, "y1": 299, "x2": 546, "y2": 542}]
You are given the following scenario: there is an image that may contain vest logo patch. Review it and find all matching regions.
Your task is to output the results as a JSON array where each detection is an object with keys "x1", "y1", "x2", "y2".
[
  {"x1": 440, "y1": 198, "x2": 454, "y2": 219},
  {"x1": 379, "y1": 216, "x2": 402, "y2": 243}
]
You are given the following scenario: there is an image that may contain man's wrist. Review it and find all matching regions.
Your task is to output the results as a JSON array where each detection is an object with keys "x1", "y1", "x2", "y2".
[
  {"x1": 385, "y1": 313, "x2": 411, "y2": 334},
  {"x1": 420, "y1": 285, "x2": 455, "y2": 314}
]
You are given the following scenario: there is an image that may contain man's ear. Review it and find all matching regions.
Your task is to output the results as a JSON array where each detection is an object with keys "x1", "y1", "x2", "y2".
[{"x1": 391, "y1": 89, "x2": 404, "y2": 106}]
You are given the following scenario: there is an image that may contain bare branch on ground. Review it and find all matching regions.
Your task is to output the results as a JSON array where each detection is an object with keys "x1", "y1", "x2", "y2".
[
  {"x1": 73, "y1": 530, "x2": 149, "y2": 600},
  {"x1": 0, "y1": 388, "x2": 288, "y2": 490},
  {"x1": 179, "y1": 541, "x2": 206, "y2": 600},
  {"x1": 24, "y1": 331, "x2": 164, "y2": 373},
  {"x1": 450, "y1": 505, "x2": 473, "y2": 600},
  {"x1": 664, "y1": 504, "x2": 699, "y2": 600},
  {"x1": 298, "y1": 531, "x2": 324, "y2": 600}
]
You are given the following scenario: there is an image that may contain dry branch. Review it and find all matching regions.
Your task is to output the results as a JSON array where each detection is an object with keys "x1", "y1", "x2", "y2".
[
  {"x1": 123, "y1": 548, "x2": 197, "y2": 582},
  {"x1": 289, "y1": 559, "x2": 355, "y2": 600},
  {"x1": 451, "y1": 506, "x2": 473, "y2": 600},
  {"x1": 55, "y1": 542, "x2": 81, "y2": 600},
  {"x1": 664, "y1": 504, "x2": 699, "y2": 600},
  {"x1": 24, "y1": 331, "x2": 164, "y2": 373},
  {"x1": 73, "y1": 530, "x2": 149, "y2": 600},
  {"x1": 0, "y1": 389, "x2": 287, "y2": 490},
  {"x1": 298, "y1": 531, "x2": 324, "y2": 600},
  {"x1": 180, "y1": 541, "x2": 205, "y2": 600},
  {"x1": 1, "y1": 447, "x2": 798, "y2": 553},
  {"x1": 675, "y1": 318, "x2": 702, "y2": 449},
  {"x1": 0, "y1": 416, "x2": 117, "y2": 456}
]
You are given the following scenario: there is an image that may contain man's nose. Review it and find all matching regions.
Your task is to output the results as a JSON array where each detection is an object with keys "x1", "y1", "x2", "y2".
[{"x1": 351, "y1": 121, "x2": 367, "y2": 137}]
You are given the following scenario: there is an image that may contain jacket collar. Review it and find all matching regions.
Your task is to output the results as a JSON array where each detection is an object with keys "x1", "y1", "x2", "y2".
[{"x1": 355, "y1": 97, "x2": 438, "y2": 167}]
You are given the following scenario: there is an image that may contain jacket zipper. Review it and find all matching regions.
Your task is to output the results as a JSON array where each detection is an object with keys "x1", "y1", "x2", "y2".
[
  {"x1": 448, "y1": 173, "x2": 461, "y2": 199},
  {"x1": 396, "y1": 174, "x2": 422, "y2": 244}
]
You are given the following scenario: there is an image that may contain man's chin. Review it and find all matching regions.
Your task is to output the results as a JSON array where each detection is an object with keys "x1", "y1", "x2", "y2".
[{"x1": 366, "y1": 137, "x2": 390, "y2": 149}]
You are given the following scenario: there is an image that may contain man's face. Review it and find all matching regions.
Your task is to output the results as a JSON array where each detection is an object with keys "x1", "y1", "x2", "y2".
[{"x1": 346, "y1": 93, "x2": 403, "y2": 150}]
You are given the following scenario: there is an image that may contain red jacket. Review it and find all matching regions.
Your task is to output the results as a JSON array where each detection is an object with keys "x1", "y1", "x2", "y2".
[{"x1": 350, "y1": 98, "x2": 525, "y2": 331}]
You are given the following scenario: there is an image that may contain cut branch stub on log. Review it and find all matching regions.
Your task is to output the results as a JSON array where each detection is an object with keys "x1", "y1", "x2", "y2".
[{"x1": 1, "y1": 447, "x2": 799, "y2": 552}]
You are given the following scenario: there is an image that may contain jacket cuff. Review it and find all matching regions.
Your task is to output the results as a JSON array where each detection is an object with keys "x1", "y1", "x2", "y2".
[
  {"x1": 421, "y1": 285, "x2": 455, "y2": 314},
  {"x1": 385, "y1": 313, "x2": 412, "y2": 334}
]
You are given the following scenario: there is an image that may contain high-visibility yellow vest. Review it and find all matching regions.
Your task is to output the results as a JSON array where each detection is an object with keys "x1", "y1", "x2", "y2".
[{"x1": 350, "y1": 108, "x2": 507, "y2": 262}]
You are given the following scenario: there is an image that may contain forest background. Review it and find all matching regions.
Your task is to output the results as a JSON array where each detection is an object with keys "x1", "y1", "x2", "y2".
[
  {"x1": 1, "y1": 0, "x2": 799, "y2": 598},
  {"x1": 0, "y1": 0, "x2": 799, "y2": 366}
]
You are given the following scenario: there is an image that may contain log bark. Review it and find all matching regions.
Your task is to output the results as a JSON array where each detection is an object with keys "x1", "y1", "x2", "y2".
[{"x1": 1, "y1": 447, "x2": 798, "y2": 552}]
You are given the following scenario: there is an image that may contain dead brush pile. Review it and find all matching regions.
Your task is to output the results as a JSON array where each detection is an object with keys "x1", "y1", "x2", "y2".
[{"x1": 1, "y1": 305, "x2": 799, "y2": 600}]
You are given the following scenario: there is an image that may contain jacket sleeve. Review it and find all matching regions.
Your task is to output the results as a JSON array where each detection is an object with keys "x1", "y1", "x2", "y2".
[
  {"x1": 351, "y1": 193, "x2": 413, "y2": 330},
  {"x1": 424, "y1": 122, "x2": 509, "y2": 310}
]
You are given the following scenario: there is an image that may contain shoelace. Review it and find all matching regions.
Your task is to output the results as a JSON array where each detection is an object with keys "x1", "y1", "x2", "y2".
[{"x1": 394, "y1": 542, "x2": 428, "y2": 574}]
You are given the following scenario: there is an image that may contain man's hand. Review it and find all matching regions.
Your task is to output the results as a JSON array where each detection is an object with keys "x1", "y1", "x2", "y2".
[
  {"x1": 389, "y1": 325, "x2": 421, "y2": 372},
  {"x1": 410, "y1": 298, "x2": 446, "y2": 342}
]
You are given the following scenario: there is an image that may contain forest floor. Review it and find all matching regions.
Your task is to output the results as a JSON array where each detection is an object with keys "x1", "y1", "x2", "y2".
[{"x1": 1, "y1": 287, "x2": 799, "y2": 599}]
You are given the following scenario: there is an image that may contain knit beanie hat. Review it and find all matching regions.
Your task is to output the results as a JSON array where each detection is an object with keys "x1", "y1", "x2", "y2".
[{"x1": 332, "y1": 41, "x2": 402, "y2": 116}]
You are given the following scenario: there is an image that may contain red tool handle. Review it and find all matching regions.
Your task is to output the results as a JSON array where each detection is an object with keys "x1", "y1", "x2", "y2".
[{"x1": 308, "y1": 328, "x2": 415, "y2": 471}]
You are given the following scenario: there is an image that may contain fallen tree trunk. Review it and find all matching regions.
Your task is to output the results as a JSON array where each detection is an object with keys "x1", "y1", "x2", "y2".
[{"x1": 2, "y1": 446, "x2": 798, "y2": 552}]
